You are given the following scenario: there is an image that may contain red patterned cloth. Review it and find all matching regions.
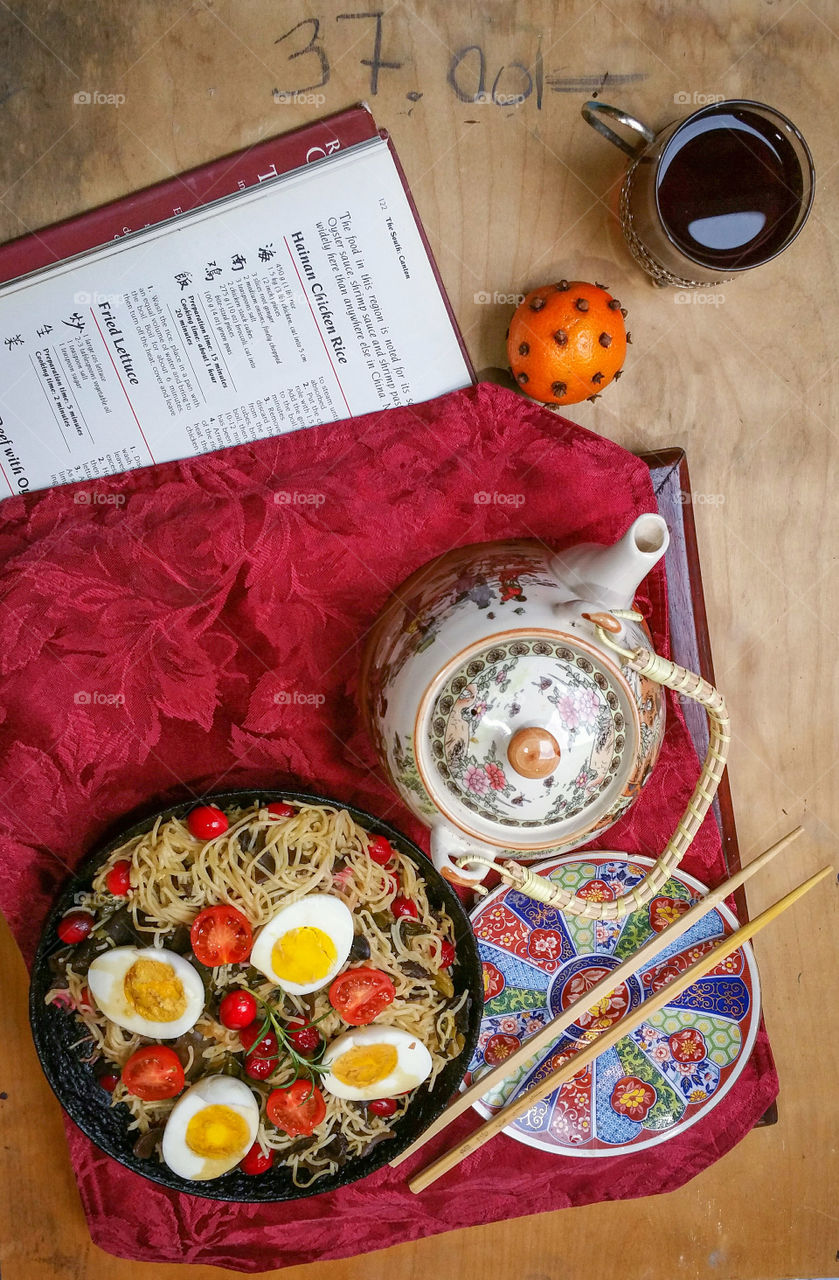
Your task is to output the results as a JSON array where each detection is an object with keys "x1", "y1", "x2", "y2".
[{"x1": 0, "y1": 383, "x2": 776, "y2": 1270}]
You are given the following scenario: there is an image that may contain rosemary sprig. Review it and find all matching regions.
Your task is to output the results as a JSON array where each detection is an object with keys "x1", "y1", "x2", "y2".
[{"x1": 240, "y1": 991, "x2": 330, "y2": 1085}]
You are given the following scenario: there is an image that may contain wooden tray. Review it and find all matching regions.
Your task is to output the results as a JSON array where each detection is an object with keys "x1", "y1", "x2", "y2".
[{"x1": 641, "y1": 447, "x2": 777, "y2": 1126}]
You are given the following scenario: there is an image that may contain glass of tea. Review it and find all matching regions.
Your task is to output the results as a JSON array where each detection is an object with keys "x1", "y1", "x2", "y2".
[{"x1": 582, "y1": 98, "x2": 815, "y2": 287}]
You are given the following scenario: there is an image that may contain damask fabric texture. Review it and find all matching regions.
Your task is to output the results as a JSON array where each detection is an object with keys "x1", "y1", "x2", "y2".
[{"x1": 0, "y1": 383, "x2": 776, "y2": 1269}]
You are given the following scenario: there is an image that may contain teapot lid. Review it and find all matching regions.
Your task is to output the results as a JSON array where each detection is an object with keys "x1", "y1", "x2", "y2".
[{"x1": 417, "y1": 634, "x2": 638, "y2": 848}]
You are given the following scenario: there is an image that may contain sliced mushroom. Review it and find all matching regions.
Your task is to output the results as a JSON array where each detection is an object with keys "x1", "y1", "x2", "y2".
[
  {"x1": 170, "y1": 1026, "x2": 218, "y2": 1079},
  {"x1": 360, "y1": 1131, "x2": 396, "y2": 1158},
  {"x1": 253, "y1": 850, "x2": 276, "y2": 883},
  {"x1": 319, "y1": 1132, "x2": 349, "y2": 1163},
  {"x1": 133, "y1": 1127, "x2": 165, "y2": 1160},
  {"x1": 238, "y1": 828, "x2": 266, "y2": 855},
  {"x1": 349, "y1": 934, "x2": 371, "y2": 961}
]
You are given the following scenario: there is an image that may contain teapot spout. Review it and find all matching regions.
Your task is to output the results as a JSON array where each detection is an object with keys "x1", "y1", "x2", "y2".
[{"x1": 551, "y1": 514, "x2": 669, "y2": 611}]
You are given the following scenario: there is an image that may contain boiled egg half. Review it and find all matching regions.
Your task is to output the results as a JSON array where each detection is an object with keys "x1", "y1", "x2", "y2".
[
  {"x1": 321, "y1": 1026, "x2": 433, "y2": 1101},
  {"x1": 250, "y1": 894, "x2": 353, "y2": 995},
  {"x1": 87, "y1": 946, "x2": 205, "y2": 1038},
  {"x1": 161, "y1": 1075, "x2": 259, "y2": 1181}
]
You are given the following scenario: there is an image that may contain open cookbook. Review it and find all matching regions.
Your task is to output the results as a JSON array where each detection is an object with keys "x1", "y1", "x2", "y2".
[{"x1": 0, "y1": 107, "x2": 472, "y2": 496}]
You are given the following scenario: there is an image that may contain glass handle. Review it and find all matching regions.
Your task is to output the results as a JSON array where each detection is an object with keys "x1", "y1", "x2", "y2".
[{"x1": 581, "y1": 101, "x2": 655, "y2": 159}]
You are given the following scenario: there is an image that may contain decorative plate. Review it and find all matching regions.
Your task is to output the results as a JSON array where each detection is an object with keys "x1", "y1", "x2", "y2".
[
  {"x1": 466, "y1": 854, "x2": 760, "y2": 1156},
  {"x1": 29, "y1": 790, "x2": 483, "y2": 1201}
]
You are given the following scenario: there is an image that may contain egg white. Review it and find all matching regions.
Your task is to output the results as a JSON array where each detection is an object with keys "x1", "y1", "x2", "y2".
[
  {"x1": 161, "y1": 1075, "x2": 260, "y2": 1181},
  {"x1": 250, "y1": 894, "x2": 354, "y2": 995},
  {"x1": 321, "y1": 1026, "x2": 433, "y2": 1101},
  {"x1": 87, "y1": 946, "x2": 205, "y2": 1038}
]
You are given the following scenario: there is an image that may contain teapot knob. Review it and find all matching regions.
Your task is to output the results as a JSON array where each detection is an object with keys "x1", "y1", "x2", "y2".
[{"x1": 507, "y1": 727, "x2": 561, "y2": 779}]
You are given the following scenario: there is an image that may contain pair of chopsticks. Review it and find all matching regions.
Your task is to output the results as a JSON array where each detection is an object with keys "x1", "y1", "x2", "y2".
[{"x1": 392, "y1": 827, "x2": 829, "y2": 1193}]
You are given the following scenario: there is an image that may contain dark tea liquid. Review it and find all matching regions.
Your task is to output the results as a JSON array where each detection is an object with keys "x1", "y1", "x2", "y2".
[{"x1": 656, "y1": 107, "x2": 805, "y2": 270}]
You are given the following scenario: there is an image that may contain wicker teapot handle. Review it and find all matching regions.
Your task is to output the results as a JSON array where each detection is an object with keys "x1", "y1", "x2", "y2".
[{"x1": 484, "y1": 616, "x2": 730, "y2": 920}]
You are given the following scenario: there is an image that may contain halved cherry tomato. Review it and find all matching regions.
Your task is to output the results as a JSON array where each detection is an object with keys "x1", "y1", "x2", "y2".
[
  {"x1": 190, "y1": 905, "x2": 253, "y2": 966},
  {"x1": 240, "y1": 1142, "x2": 274, "y2": 1174},
  {"x1": 122, "y1": 1046, "x2": 185, "y2": 1101},
  {"x1": 367, "y1": 1097, "x2": 398, "y2": 1117},
  {"x1": 392, "y1": 896, "x2": 418, "y2": 921},
  {"x1": 267, "y1": 802, "x2": 295, "y2": 818},
  {"x1": 328, "y1": 967, "x2": 396, "y2": 1025},
  {"x1": 219, "y1": 989, "x2": 258, "y2": 1030},
  {"x1": 266, "y1": 1080, "x2": 326, "y2": 1137},
  {"x1": 439, "y1": 939, "x2": 455, "y2": 968},
  {"x1": 57, "y1": 910, "x2": 95, "y2": 945},
  {"x1": 366, "y1": 835, "x2": 393, "y2": 866},
  {"x1": 285, "y1": 1016, "x2": 322, "y2": 1057},
  {"x1": 105, "y1": 860, "x2": 132, "y2": 896},
  {"x1": 187, "y1": 805, "x2": 229, "y2": 840}
]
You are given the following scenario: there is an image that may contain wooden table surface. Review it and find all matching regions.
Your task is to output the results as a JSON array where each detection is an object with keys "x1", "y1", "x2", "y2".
[{"x1": 1, "y1": 2, "x2": 837, "y2": 1277}]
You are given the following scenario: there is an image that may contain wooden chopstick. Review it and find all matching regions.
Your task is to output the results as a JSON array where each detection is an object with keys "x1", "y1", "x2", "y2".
[
  {"x1": 407, "y1": 859, "x2": 830, "y2": 1193},
  {"x1": 391, "y1": 826, "x2": 803, "y2": 1170}
]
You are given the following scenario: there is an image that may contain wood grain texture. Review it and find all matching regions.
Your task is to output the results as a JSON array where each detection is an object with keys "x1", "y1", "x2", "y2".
[{"x1": 1, "y1": 2, "x2": 838, "y2": 1277}]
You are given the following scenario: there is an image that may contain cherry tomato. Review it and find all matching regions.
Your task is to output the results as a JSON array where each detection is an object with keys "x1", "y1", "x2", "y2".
[
  {"x1": 240, "y1": 1142, "x2": 274, "y2": 1175},
  {"x1": 95, "y1": 1060, "x2": 121, "y2": 1093},
  {"x1": 285, "y1": 1016, "x2": 322, "y2": 1057},
  {"x1": 219, "y1": 989, "x2": 258, "y2": 1030},
  {"x1": 57, "y1": 910, "x2": 95, "y2": 945},
  {"x1": 266, "y1": 1080, "x2": 326, "y2": 1137},
  {"x1": 239, "y1": 1024, "x2": 278, "y2": 1056},
  {"x1": 328, "y1": 967, "x2": 396, "y2": 1025},
  {"x1": 105, "y1": 860, "x2": 132, "y2": 896},
  {"x1": 367, "y1": 834, "x2": 393, "y2": 866},
  {"x1": 190, "y1": 905, "x2": 253, "y2": 966},
  {"x1": 187, "y1": 805, "x2": 229, "y2": 840},
  {"x1": 382, "y1": 872, "x2": 398, "y2": 897},
  {"x1": 367, "y1": 1097, "x2": 398, "y2": 1117},
  {"x1": 392, "y1": 896, "x2": 418, "y2": 921},
  {"x1": 241, "y1": 1023, "x2": 280, "y2": 1077},
  {"x1": 244, "y1": 1053, "x2": 279, "y2": 1081},
  {"x1": 122, "y1": 1046, "x2": 185, "y2": 1101},
  {"x1": 267, "y1": 802, "x2": 295, "y2": 818},
  {"x1": 439, "y1": 939, "x2": 455, "y2": 968}
]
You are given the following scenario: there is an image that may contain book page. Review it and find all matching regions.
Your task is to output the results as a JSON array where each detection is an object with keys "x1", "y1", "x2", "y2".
[{"x1": 0, "y1": 137, "x2": 471, "y2": 496}]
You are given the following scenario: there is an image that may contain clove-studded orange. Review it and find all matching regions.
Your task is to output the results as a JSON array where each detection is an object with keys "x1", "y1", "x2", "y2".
[{"x1": 507, "y1": 280, "x2": 628, "y2": 406}]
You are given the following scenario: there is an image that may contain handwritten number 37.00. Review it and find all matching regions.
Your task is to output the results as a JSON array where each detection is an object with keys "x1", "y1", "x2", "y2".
[{"x1": 275, "y1": 13, "x2": 403, "y2": 96}]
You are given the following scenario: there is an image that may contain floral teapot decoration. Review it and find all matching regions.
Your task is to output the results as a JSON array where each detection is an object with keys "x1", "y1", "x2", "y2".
[{"x1": 360, "y1": 515, "x2": 729, "y2": 920}]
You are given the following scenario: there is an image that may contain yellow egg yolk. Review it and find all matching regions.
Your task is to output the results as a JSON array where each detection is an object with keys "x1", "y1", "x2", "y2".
[
  {"x1": 271, "y1": 926, "x2": 337, "y2": 985},
  {"x1": 185, "y1": 1105, "x2": 250, "y2": 1159},
  {"x1": 332, "y1": 1043, "x2": 398, "y2": 1088},
  {"x1": 123, "y1": 957, "x2": 187, "y2": 1022}
]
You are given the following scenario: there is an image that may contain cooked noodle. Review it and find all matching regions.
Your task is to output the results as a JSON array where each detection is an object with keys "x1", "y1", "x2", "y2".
[{"x1": 46, "y1": 801, "x2": 468, "y2": 1185}]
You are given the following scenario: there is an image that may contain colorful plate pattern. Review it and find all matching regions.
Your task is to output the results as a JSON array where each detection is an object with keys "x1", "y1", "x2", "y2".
[{"x1": 466, "y1": 854, "x2": 760, "y2": 1157}]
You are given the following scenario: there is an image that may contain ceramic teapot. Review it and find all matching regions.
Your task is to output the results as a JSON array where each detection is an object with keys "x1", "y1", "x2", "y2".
[{"x1": 360, "y1": 515, "x2": 729, "y2": 920}]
